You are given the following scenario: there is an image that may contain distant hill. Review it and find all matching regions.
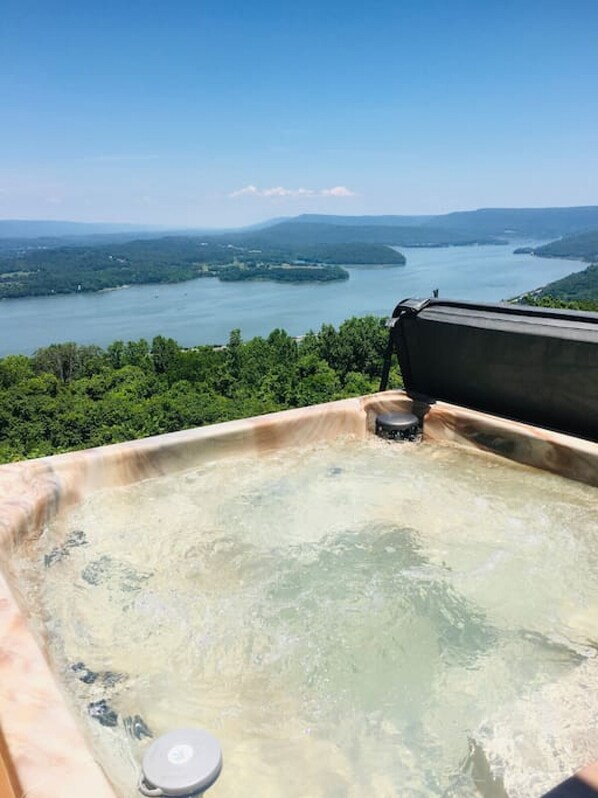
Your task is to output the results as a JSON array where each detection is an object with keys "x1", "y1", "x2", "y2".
[
  {"x1": 0, "y1": 218, "x2": 275, "y2": 249},
  {"x1": 0, "y1": 219, "x2": 162, "y2": 239},
  {"x1": 423, "y1": 207, "x2": 598, "y2": 239},
  {"x1": 0, "y1": 232, "x2": 188, "y2": 254},
  {"x1": 289, "y1": 214, "x2": 433, "y2": 227},
  {"x1": 4, "y1": 206, "x2": 598, "y2": 249},
  {"x1": 530, "y1": 229, "x2": 598, "y2": 262},
  {"x1": 226, "y1": 221, "x2": 504, "y2": 248},
  {"x1": 285, "y1": 207, "x2": 598, "y2": 239}
]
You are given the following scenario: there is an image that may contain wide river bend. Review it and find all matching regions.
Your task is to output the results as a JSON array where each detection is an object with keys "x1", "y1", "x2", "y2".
[{"x1": 0, "y1": 243, "x2": 582, "y2": 355}]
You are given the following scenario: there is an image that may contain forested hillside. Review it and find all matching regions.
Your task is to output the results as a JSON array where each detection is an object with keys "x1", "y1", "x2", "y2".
[
  {"x1": 515, "y1": 229, "x2": 598, "y2": 305},
  {"x1": 520, "y1": 264, "x2": 598, "y2": 307},
  {"x1": 0, "y1": 316, "x2": 401, "y2": 463},
  {"x1": 532, "y1": 230, "x2": 598, "y2": 262},
  {"x1": 260, "y1": 207, "x2": 598, "y2": 239},
  {"x1": 0, "y1": 238, "x2": 403, "y2": 298},
  {"x1": 520, "y1": 293, "x2": 598, "y2": 312},
  {"x1": 427, "y1": 207, "x2": 598, "y2": 239}
]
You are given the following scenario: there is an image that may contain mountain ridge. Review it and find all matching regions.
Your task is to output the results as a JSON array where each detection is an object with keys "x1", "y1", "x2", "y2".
[{"x1": 3, "y1": 206, "x2": 598, "y2": 243}]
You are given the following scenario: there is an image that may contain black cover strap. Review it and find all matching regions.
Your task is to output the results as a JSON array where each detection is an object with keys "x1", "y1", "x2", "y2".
[
  {"x1": 379, "y1": 318, "x2": 397, "y2": 392},
  {"x1": 379, "y1": 299, "x2": 430, "y2": 391}
]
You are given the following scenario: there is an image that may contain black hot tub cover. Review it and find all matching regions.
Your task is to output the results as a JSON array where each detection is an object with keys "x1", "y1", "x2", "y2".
[{"x1": 382, "y1": 298, "x2": 598, "y2": 442}]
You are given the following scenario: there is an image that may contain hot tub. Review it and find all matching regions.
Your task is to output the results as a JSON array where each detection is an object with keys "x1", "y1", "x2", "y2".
[{"x1": 1, "y1": 391, "x2": 597, "y2": 798}]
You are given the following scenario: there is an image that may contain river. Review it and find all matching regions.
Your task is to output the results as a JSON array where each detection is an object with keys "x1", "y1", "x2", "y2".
[{"x1": 0, "y1": 243, "x2": 583, "y2": 356}]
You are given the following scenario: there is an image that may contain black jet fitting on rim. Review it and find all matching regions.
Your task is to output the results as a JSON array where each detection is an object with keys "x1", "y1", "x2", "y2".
[{"x1": 375, "y1": 411, "x2": 421, "y2": 442}]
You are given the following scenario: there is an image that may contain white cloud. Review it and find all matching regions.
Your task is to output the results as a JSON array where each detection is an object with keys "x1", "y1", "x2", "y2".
[
  {"x1": 321, "y1": 186, "x2": 356, "y2": 197},
  {"x1": 229, "y1": 184, "x2": 356, "y2": 199},
  {"x1": 262, "y1": 186, "x2": 309, "y2": 197},
  {"x1": 229, "y1": 185, "x2": 259, "y2": 197}
]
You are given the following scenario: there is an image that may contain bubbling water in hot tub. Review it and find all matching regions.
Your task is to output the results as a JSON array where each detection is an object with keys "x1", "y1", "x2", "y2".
[{"x1": 13, "y1": 438, "x2": 598, "y2": 797}]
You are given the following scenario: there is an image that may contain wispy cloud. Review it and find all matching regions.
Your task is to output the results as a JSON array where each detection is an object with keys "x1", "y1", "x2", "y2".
[
  {"x1": 320, "y1": 186, "x2": 355, "y2": 197},
  {"x1": 229, "y1": 185, "x2": 356, "y2": 199}
]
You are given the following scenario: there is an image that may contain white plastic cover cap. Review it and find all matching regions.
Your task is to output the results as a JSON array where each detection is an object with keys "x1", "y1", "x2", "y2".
[{"x1": 139, "y1": 728, "x2": 222, "y2": 796}]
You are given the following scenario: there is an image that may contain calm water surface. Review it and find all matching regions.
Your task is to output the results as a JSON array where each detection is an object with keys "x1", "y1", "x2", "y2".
[{"x1": 0, "y1": 243, "x2": 582, "y2": 355}]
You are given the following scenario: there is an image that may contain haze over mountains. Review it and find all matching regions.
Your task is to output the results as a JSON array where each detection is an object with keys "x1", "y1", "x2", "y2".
[
  {"x1": 286, "y1": 207, "x2": 598, "y2": 239},
  {"x1": 3, "y1": 206, "x2": 598, "y2": 246},
  {"x1": 225, "y1": 221, "x2": 504, "y2": 248}
]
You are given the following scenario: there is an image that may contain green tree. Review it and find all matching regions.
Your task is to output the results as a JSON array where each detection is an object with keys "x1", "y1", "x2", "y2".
[
  {"x1": 226, "y1": 329, "x2": 243, "y2": 381},
  {"x1": 0, "y1": 316, "x2": 396, "y2": 464},
  {"x1": 0, "y1": 355, "x2": 33, "y2": 388},
  {"x1": 123, "y1": 339, "x2": 151, "y2": 369},
  {"x1": 151, "y1": 336, "x2": 181, "y2": 375},
  {"x1": 32, "y1": 342, "x2": 81, "y2": 383},
  {"x1": 107, "y1": 340, "x2": 125, "y2": 369},
  {"x1": 292, "y1": 354, "x2": 341, "y2": 407}
]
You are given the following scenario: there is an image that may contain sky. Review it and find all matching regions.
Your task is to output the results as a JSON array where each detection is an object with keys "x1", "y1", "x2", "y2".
[{"x1": 1, "y1": 0, "x2": 598, "y2": 227}]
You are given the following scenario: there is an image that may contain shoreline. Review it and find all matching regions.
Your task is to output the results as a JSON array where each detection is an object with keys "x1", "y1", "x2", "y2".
[{"x1": 0, "y1": 266, "x2": 364, "y2": 301}]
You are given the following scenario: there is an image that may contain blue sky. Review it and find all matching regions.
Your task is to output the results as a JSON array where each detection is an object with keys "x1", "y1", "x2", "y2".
[{"x1": 2, "y1": 0, "x2": 597, "y2": 226}]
